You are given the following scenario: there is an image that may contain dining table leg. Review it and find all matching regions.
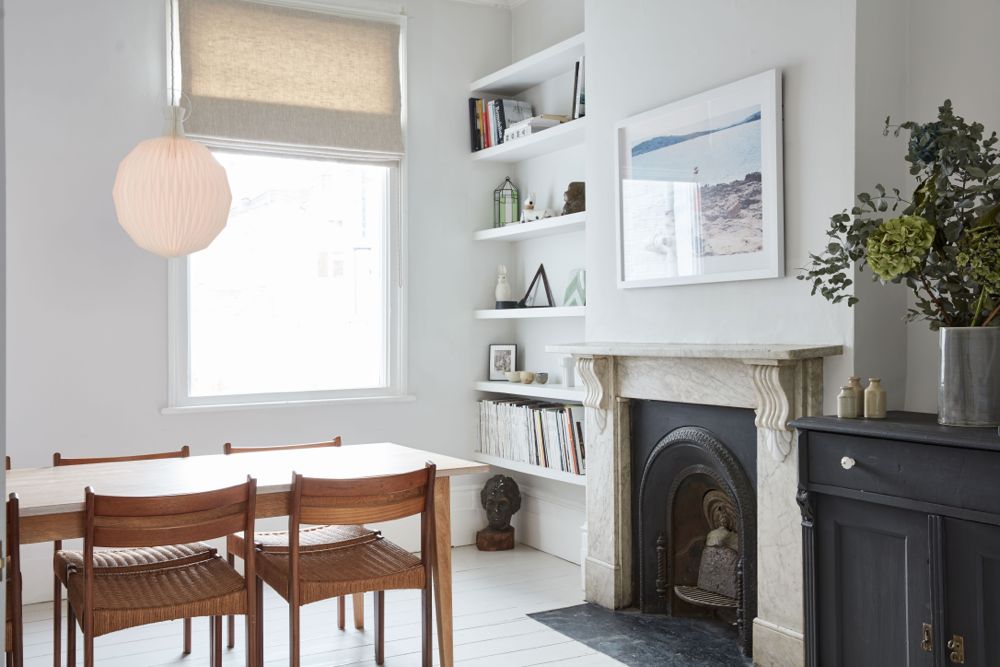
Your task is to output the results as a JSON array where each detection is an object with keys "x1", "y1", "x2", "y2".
[{"x1": 432, "y1": 476, "x2": 453, "y2": 667}]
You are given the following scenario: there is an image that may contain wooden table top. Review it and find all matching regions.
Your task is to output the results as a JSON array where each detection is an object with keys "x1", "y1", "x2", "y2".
[{"x1": 7, "y1": 442, "x2": 488, "y2": 519}]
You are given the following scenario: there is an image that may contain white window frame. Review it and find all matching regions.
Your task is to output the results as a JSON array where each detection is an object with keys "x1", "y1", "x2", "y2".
[
  {"x1": 164, "y1": 0, "x2": 409, "y2": 413},
  {"x1": 165, "y1": 139, "x2": 408, "y2": 413}
]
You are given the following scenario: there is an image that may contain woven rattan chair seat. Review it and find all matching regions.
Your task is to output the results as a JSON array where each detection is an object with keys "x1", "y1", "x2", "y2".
[
  {"x1": 257, "y1": 535, "x2": 424, "y2": 605},
  {"x1": 228, "y1": 523, "x2": 376, "y2": 556},
  {"x1": 55, "y1": 543, "x2": 217, "y2": 584},
  {"x1": 62, "y1": 553, "x2": 247, "y2": 637}
]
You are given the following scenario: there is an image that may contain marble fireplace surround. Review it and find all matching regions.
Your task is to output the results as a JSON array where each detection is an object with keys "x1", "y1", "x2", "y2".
[{"x1": 546, "y1": 342, "x2": 843, "y2": 667}]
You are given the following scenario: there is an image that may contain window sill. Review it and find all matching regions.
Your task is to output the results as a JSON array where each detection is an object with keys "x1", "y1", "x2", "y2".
[{"x1": 161, "y1": 394, "x2": 417, "y2": 415}]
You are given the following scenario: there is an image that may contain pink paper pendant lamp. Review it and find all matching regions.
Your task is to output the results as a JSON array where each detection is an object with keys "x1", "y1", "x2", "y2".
[{"x1": 112, "y1": 106, "x2": 231, "y2": 258}]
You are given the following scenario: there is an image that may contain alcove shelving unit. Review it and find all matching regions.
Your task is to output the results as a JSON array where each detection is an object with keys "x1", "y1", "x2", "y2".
[{"x1": 470, "y1": 33, "x2": 587, "y2": 486}]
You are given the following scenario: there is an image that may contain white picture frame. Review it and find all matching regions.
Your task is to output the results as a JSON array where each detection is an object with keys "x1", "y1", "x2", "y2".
[{"x1": 615, "y1": 69, "x2": 784, "y2": 288}]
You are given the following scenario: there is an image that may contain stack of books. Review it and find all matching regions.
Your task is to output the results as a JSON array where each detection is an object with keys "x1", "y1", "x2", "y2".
[
  {"x1": 468, "y1": 98, "x2": 533, "y2": 152},
  {"x1": 478, "y1": 398, "x2": 585, "y2": 475}
]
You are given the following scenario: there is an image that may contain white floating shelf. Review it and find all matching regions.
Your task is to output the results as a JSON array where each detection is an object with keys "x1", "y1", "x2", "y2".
[
  {"x1": 474, "y1": 380, "x2": 585, "y2": 402},
  {"x1": 472, "y1": 452, "x2": 586, "y2": 486},
  {"x1": 471, "y1": 119, "x2": 586, "y2": 163},
  {"x1": 474, "y1": 306, "x2": 586, "y2": 320},
  {"x1": 470, "y1": 33, "x2": 585, "y2": 95},
  {"x1": 474, "y1": 212, "x2": 586, "y2": 242}
]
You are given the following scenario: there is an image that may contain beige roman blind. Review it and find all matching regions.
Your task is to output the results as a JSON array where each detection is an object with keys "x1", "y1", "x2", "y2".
[{"x1": 179, "y1": 0, "x2": 403, "y2": 154}]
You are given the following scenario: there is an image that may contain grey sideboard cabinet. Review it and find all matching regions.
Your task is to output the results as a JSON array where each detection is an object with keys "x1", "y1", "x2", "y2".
[{"x1": 792, "y1": 412, "x2": 1000, "y2": 667}]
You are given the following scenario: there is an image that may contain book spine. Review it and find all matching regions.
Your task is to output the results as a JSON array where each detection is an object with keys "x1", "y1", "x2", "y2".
[
  {"x1": 571, "y1": 60, "x2": 580, "y2": 120},
  {"x1": 576, "y1": 56, "x2": 586, "y2": 118},
  {"x1": 468, "y1": 98, "x2": 478, "y2": 152},
  {"x1": 497, "y1": 99, "x2": 507, "y2": 144}
]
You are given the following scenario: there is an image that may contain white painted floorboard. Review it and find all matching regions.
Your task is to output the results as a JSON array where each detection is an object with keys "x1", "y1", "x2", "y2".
[{"x1": 22, "y1": 546, "x2": 624, "y2": 666}]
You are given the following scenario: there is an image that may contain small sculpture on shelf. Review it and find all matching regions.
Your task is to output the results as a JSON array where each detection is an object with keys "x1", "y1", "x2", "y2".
[
  {"x1": 518, "y1": 264, "x2": 555, "y2": 308},
  {"x1": 477, "y1": 474, "x2": 522, "y2": 551},
  {"x1": 521, "y1": 193, "x2": 542, "y2": 222},
  {"x1": 495, "y1": 264, "x2": 517, "y2": 309},
  {"x1": 562, "y1": 181, "x2": 585, "y2": 215}
]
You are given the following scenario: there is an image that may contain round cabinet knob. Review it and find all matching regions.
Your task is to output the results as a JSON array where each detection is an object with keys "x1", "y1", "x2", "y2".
[{"x1": 840, "y1": 456, "x2": 856, "y2": 470}]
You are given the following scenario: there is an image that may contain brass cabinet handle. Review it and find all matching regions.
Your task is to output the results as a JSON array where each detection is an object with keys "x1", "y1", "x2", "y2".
[
  {"x1": 947, "y1": 635, "x2": 965, "y2": 664},
  {"x1": 920, "y1": 623, "x2": 932, "y2": 652},
  {"x1": 840, "y1": 456, "x2": 856, "y2": 470}
]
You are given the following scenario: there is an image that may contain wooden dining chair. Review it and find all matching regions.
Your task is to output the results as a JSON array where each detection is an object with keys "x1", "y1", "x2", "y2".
[
  {"x1": 51, "y1": 447, "x2": 201, "y2": 665},
  {"x1": 222, "y1": 437, "x2": 371, "y2": 647},
  {"x1": 56, "y1": 478, "x2": 259, "y2": 667},
  {"x1": 6, "y1": 492, "x2": 24, "y2": 667},
  {"x1": 254, "y1": 463, "x2": 437, "y2": 667}
]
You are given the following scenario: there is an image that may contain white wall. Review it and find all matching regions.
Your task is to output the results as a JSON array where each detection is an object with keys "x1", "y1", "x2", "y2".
[
  {"x1": 584, "y1": 0, "x2": 858, "y2": 412},
  {"x1": 511, "y1": 0, "x2": 584, "y2": 61},
  {"x1": 4, "y1": 0, "x2": 513, "y2": 601},
  {"x1": 900, "y1": 0, "x2": 1000, "y2": 412},
  {"x1": 853, "y1": 0, "x2": 909, "y2": 409}
]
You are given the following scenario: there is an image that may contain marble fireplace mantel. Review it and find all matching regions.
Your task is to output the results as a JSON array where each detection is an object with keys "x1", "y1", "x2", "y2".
[{"x1": 546, "y1": 342, "x2": 843, "y2": 667}]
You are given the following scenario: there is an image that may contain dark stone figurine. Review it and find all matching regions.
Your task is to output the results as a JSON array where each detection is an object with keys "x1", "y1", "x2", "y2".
[
  {"x1": 477, "y1": 474, "x2": 521, "y2": 551},
  {"x1": 561, "y1": 181, "x2": 585, "y2": 215}
]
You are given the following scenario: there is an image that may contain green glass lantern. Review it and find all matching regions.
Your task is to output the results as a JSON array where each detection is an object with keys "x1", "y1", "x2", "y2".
[{"x1": 494, "y1": 177, "x2": 519, "y2": 228}]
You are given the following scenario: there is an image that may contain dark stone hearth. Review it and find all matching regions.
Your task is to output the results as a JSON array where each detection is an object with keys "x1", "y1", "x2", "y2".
[{"x1": 529, "y1": 603, "x2": 751, "y2": 667}]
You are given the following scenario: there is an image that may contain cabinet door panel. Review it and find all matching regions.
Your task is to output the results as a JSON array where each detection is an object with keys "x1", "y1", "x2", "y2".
[
  {"x1": 944, "y1": 518, "x2": 1000, "y2": 667},
  {"x1": 816, "y1": 495, "x2": 932, "y2": 667}
]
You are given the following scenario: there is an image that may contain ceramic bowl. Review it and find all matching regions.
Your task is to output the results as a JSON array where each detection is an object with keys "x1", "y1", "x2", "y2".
[
  {"x1": 505, "y1": 371, "x2": 521, "y2": 383},
  {"x1": 534, "y1": 373, "x2": 549, "y2": 384},
  {"x1": 519, "y1": 371, "x2": 535, "y2": 384}
]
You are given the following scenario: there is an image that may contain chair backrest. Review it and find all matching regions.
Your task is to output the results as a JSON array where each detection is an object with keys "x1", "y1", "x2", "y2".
[
  {"x1": 292, "y1": 464, "x2": 435, "y2": 527},
  {"x1": 53, "y1": 446, "x2": 190, "y2": 467},
  {"x1": 85, "y1": 478, "x2": 256, "y2": 550},
  {"x1": 286, "y1": 464, "x2": 437, "y2": 599},
  {"x1": 223, "y1": 437, "x2": 342, "y2": 456}
]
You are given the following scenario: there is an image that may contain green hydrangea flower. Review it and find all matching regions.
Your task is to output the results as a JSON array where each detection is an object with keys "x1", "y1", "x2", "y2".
[
  {"x1": 958, "y1": 224, "x2": 1000, "y2": 295},
  {"x1": 866, "y1": 215, "x2": 936, "y2": 280}
]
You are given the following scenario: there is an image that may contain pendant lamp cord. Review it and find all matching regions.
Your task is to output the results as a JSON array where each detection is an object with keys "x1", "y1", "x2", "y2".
[{"x1": 168, "y1": 0, "x2": 189, "y2": 137}]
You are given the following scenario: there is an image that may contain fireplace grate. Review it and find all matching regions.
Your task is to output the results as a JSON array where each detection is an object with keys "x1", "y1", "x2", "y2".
[{"x1": 673, "y1": 585, "x2": 737, "y2": 610}]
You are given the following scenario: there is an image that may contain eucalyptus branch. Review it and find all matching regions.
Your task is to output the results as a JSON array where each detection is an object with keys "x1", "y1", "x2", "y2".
[{"x1": 920, "y1": 275, "x2": 954, "y2": 326}]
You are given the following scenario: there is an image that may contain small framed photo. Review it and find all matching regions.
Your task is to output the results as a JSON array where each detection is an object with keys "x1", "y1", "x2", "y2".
[{"x1": 488, "y1": 344, "x2": 517, "y2": 381}]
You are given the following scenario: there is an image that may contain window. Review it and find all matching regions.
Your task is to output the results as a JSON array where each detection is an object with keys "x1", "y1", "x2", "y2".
[{"x1": 169, "y1": 0, "x2": 405, "y2": 408}]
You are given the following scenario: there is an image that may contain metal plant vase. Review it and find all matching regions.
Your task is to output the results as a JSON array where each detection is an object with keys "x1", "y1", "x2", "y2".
[{"x1": 939, "y1": 326, "x2": 1000, "y2": 426}]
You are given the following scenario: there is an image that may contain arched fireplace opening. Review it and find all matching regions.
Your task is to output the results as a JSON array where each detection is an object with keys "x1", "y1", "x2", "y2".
[{"x1": 637, "y1": 425, "x2": 757, "y2": 656}]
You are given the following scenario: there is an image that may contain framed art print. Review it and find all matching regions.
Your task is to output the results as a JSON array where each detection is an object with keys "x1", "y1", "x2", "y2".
[{"x1": 615, "y1": 69, "x2": 783, "y2": 288}]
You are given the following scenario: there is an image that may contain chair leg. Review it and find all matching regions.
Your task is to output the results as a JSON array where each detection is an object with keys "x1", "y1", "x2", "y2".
[
  {"x1": 83, "y1": 620, "x2": 94, "y2": 667},
  {"x1": 227, "y1": 552, "x2": 236, "y2": 649},
  {"x1": 421, "y1": 586, "x2": 432, "y2": 667},
  {"x1": 337, "y1": 596, "x2": 345, "y2": 630},
  {"x1": 353, "y1": 593, "x2": 364, "y2": 630},
  {"x1": 183, "y1": 618, "x2": 192, "y2": 655},
  {"x1": 374, "y1": 591, "x2": 385, "y2": 666},
  {"x1": 52, "y1": 578, "x2": 61, "y2": 667},
  {"x1": 255, "y1": 577, "x2": 264, "y2": 667},
  {"x1": 212, "y1": 616, "x2": 222, "y2": 667},
  {"x1": 289, "y1": 601, "x2": 301, "y2": 667},
  {"x1": 66, "y1": 604, "x2": 76, "y2": 667}
]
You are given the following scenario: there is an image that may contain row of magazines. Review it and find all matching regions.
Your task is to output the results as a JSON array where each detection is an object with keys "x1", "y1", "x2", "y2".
[{"x1": 478, "y1": 398, "x2": 585, "y2": 475}]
